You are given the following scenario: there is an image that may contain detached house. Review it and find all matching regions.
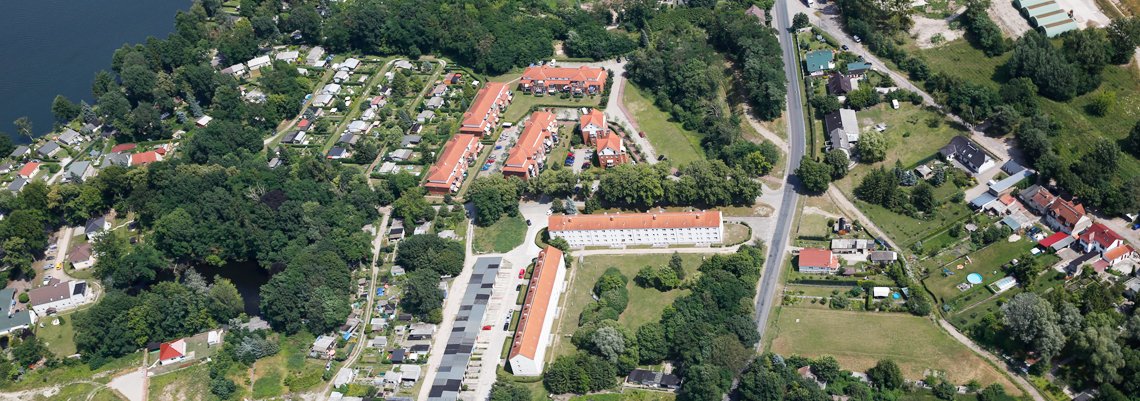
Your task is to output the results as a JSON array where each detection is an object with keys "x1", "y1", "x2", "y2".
[
  {"x1": 824, "y1": 109, "x2": 859, "y2": 156},
  {"x1": 798, "y1": 248, "x2": 839, "y2": 274},
  {"x1": 37, "y1": 141, "x2": 62, "y2": 158},
  {"x1": 596, "y1": 133, "x2": 627, "y2": 168},
  {"x1": 1078, "y1": 223, "x2": 1125, "y2": 254},
  {"x1": 826, "y1": 72, "x2": 857, "y2": 95},
  {"x1": 1019, "y1": 185, "x2": 1056, "y2": 214},
  {"x1": 158, "y1": 339, "x2": 188, "y2": 366},
  {"x1": 18, "y1": 162, "x2": 40, "y2": 179},
  {"x1": 1045, "y1": 198, "x2": 1091, "y2": 234},
  {"x1": 58, "y1": 128, "x2": 83, "y2": 146},
  {"x1": 940, "y1": 136, "x2": 994, "y2": 175},
  {"x1": 502, "y1": 111, "x2": 556, "y2": 180},
  {"x1": 805, "y1": 50, "x2": 835, "y2": 75}
]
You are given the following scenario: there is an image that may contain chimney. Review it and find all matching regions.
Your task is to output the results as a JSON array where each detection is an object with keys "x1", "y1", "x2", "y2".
[{"x1": 652, "y1": 214, "x2": 657, "y2": 220}]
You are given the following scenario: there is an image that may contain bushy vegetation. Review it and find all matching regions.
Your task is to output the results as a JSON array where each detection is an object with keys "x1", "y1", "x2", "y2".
[{"x1": 596, "y1": 161, "x2": 761, "y2": 210}]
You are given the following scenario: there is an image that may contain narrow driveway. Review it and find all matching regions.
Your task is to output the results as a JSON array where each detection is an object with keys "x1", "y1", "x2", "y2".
[
  {"x1": 938, "y1": 320, "x2": 1045, "y2": 401},
  {"x1": 754, "y1": 0, "x2": 807, "y2": 342}
]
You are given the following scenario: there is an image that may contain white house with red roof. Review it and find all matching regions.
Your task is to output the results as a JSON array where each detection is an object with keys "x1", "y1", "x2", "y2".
[
  {"x1": 798, "y1": 248, "x2": 840, "y2": 274},
  {"x1": 158, "y1": 339, "x2": 188, "y2": 366},
  {"x1": 578, "y1": 109, "x2": 606, "y2": 145},
  {"x1": 518, "y1": 65, "x2": 607, "y2": 95},
  {"x1": 18, "y1": 162, "x2": 40, "y2": 179},
  {"x1": 508, "y1": 246, "x2": 566, "y2": 376},
  {"x1": 1044, "y1": 198, "x2": 1091, "y2": 234}
]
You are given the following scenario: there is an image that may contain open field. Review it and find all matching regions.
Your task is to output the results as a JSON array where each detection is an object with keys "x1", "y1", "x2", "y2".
[
  {"x1": 246, "y1": 332, "x2": 328, "y2": 398},
  {"x1": 919, "y1": 39, "x2": 1140, "y2": 178},
  {"x1": 549, "y1": 253, "x2": 709, "y2": 361},
  {"x1": 503, "y1": 92, "x2": 602, "y2": 123},
  {"x1": 622, "y1": 84, "x2": 704, "y2": 165},
  {"x1": 473, "y1": 215, "x2": 528, "y2": 253},
  {"x1": 770, "y1": 307, "x2": 1020, "y2": 393},
  {"x1": 149, "y1": 364, "x2": 209, "y2": 401},
  {"x1": 852, "y1": 104, "x2": 970, "y2": 169}
]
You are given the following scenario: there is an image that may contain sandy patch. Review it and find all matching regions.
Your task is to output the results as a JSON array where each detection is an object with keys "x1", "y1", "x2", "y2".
[
  {"x1": 989, "y1": 1, "x2": 1033, "y2": 38},
  {"x1": 803, "y1": 206, "x2": 842, "y2": 220},
  {"x1": 910, "y1": 15, "x2": 963, "y2": 48},
  {"x1": 1055, "y1": 0, "x2": 1111, "y2": 27},
  {"x1": 553, "y1": 41, "x2": 566, "y2": 57}
]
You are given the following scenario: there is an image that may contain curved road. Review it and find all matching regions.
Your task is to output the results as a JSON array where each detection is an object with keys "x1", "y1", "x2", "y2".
[{"x1": 753, "y1": 0, "x2": 807, "y2": 342}]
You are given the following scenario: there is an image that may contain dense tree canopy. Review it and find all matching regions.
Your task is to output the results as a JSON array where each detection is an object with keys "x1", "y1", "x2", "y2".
[{"x1": 395, "y1": 234, "x2": 465, "y2": 276}]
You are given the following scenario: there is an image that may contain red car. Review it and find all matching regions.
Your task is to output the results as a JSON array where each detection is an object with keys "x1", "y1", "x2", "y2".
[{"x1": 518, "y1": 269, "x2": 526, "y2": 278}]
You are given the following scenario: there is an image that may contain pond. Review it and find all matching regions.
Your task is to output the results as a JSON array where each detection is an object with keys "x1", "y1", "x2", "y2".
[{"x1": 196, "y1": 261, "x2": 276, "y2": 317}]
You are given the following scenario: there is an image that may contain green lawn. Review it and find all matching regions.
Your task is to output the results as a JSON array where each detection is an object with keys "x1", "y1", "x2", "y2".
[
  {"x1": 149, "y1": 364, "x2": 210, "y2": 401},
  {"x1": 796, "y1": 212, "x2": 832, "y2": 239},
  {"x1": 472, "y1": 215, "x2": 528, "y2": 253},
  {"x1": 853, "y1": 103, "x2": 970, "y2": 169},
  {"x1": 769, "y1": 306, "x2": 1020, "y2": 392},
  {"x1": 923, "y1": 238, "x2": 1035, "y2": 303},
  {"x1": 622, "y1": 83, "x2": 704, "y2": 165},
  {"x1": 920, "y1": 38, "x2": 1140, "y2": 179},
  {"x1": 503, "y1": 92, "x2": 603, "y2": 123},
  {"x1": 252, "y1": 370, "x2": 285, "y2": 399},
  {"x1": 36, "y1": 313, "x2": 78, "y2": 357},
  {"x1": 549, "y1": 253, "x2": 710, "y2": 361},
  {"x1": 569, "y1": 390, "x2": 677, "y2": 401},
  {"x1": 724, "y1": 222, "x2": 752, "y2": 245}
]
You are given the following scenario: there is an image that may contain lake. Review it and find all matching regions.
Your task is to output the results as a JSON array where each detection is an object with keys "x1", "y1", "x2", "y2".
[{"x1": 0, "y1": 0, "x2": 189, "y2": 143}]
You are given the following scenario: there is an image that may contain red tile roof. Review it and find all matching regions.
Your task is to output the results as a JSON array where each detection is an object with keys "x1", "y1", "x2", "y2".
[
  {"x1": 1048, "y1": 198, "x2": 1086, "y2": 228},
  {"x1": 18, "y1": 162, "x2": 40, "y2": 178},
  {"x1": 1079, "y1": 223, "x2": 1124, "y2": 249},
  {"x1": 799, "y1": 248, "x2": 839, "y2": 269},
  {"x1": 1103, "y1": 245, "x2": 1133, "y2": 261},
  {"x1": 596, "y1": 133, "x2": 622, "y2": 153},
  {"x1": 130, "y1": 151, "x2": 162, "y2": 166},
  {"x1": 579, "y1": 109, "x2": 606, "y2": 143},
  {"x1": 509, "y1": 246, "x2": 563, "y2": 361},
  {"x1": 460, "y1": 82, "x2": 510, "y2": 136},
  {"x1": 110, "y1": 143, "x2": 137, "y2": 153},
  {"x1": 548, "y1": 211, "x2": 721, "y2": 232},
  {"x1": 1038, "y1": 232, "x2": 1071, "y2": 248},
  {"x1": 1027, "y1": 187, "x2": 1055, "y2": 209},
  {"x1": 425, "y1": 134, "x2": 481, "y2": 194},
  {"x1": 519, "y1": 66, "x2": 607, "y2": 88},
  {"x1": 297, "y1": 119, "x2": 311, "y2": 129},
  {"x1": 158, "y1": 339, "x2": 186, "y2": 361},
  {"x1": 502, "y1": 112, "x2": 555, "y2": 177}
]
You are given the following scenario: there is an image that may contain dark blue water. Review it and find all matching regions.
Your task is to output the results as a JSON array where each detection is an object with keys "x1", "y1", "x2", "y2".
[{"x1": 0, "y1": 0, "x2": 189, "y2": 143}]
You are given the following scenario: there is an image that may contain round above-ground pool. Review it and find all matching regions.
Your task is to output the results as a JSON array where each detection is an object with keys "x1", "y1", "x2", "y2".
[
  {"x1": 967, "y1": 273, "x2": 983, "y2": 284},
  {"x1": 891, "y1": 292, "x2": 901, "y2": 300}
]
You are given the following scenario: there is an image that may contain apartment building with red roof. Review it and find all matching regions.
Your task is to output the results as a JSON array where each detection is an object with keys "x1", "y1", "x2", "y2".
[
  {"x1": 518, "y1": 65, "x2": 607, "y2": 96},
  {"x1": 459, "y1": 82, "x2": 511, "y2": 137},
  {"x1": 577, "y1": 108, "x2": 626, "y2": 168},
  {"x1": 596, "y1": 134, "x2": 627, "y2": 168},
  {"x1": 502, "y1": 112, "x2": 556, "y2": 180},
  {"x1": 548, "y1": 211, "x2": 722, "y2": 248},
  {"x1": 508, "y1": 246, "x2": 567, "y2": 376},
  {"x1": 424, "y1": 134, "x2": 483, "y2": 195}
]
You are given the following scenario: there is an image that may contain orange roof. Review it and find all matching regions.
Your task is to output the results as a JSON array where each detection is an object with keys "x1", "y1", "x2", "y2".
[
  {"x1": 1028, "y1": 187, "x2": 1055, "y2": 209},
  {"x1": 18, "y1": 162, "x2": 40, "y2": 178},
  {"x1": 519, "y1": 66, "x2": 607, "y2": 86},
  {"x1": 548, "y1": 211, "x2": 721, "y2": 232},
  {"x1": 502, "y1": 112, "x2": 555, "y2": 175},
  {"x1": 110, "y1": 143, "x2": 136, "y2": 153},
  {"x1": 799, "y1": 248, "x2": 838, "y2": 269},
  {"x1": 999, "y1": 194, "x2": 1015, "y2": 205},
  {"x1": 596, "y1": 133, "x2": 622, "y2": 153},
  {"x1": 1104, "y1": 245, "x2": 1133, "y2": 261},
  {"x1": 1049, "y1": 198, "x2": 1086, "y2": 227},
  {"x1": 510, "y1": 246, "x2": 564, "y2": 361},
  {"x1": 131, "y1": 151, "x2": 161, "y2": 166},
  {"x1": 425, "y1": 134, "x2": 480, "y2": 191},
  {"x1": 579, "y1": 109, "x2": 605, "y2": 131},
  {"x1": 460, "y1": 82, "x2": 510, "y2": 134},
  {"x1": 158, "y1": 339, "x2": 186, "y2": 361}
]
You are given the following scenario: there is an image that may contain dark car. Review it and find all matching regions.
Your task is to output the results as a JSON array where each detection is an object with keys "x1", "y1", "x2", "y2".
[
  {"x1": 526, "y1": 219, "x2": 532, "y2": 226},
  {"x1": 841, "y1": 44, "x2": 849, "y2": 51}
]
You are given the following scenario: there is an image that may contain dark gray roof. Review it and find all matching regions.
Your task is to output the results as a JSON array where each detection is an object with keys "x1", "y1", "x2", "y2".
[
  {"x1": 105, "y1": 153, "x2": 130, "y2": 167},
  {"x1": 37, "y1": 141, "x2": 60, "y2": 156},
  {"x1": 85, "y1": 216, "x2": 107, "y2": 234},
  {"x1": 940, "y1": 136, "x2": 989, "y2": 172},
  {"x1": 402, "y1": 135, "x2": 423, "y2": 147},
  {"x1": 0, "y1": 289, "x2": 32, "y2": 333},
  {"x1": 427, "y1": 257, "x2": 501, "y2": 401},
  {"x1": 9, "y1": 145, "x2": 29, "y2": 158},
  {"x1": 7, "y1": 177, "x2": 27, "y2": 193},
  {"x1": 329, "y1": 146, "x2": 348, "y2": 158},
  {"x1": 827, "y1": 72, "x2": 854, "y2": 94}
]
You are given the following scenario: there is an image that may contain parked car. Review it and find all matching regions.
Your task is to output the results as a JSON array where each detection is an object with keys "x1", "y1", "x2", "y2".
[
  {"x1": 519, "y1": 269, "x2": 526, "y2": 278},
  {"x1": 853, "y1": 35, "x2": 862, "y2": 43},
  {"x1": 841, "y1": 44, "x2": 849, "y2": 51},
  {"x1": 526, "y1": 219, "x2": 532, "y2": 226},
  {"x1": 638, "y1": 131, "x2": 646, "y2": 138}
]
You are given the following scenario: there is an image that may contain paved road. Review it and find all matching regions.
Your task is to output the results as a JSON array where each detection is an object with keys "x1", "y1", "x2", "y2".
[{"x1": 753, "y1": 0, "x2": 807, "y2": 343}]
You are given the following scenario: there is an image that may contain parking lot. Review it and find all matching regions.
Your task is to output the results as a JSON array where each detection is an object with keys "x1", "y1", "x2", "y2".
[{"x1": 478, "y1": 125, "x2": 519, "y2": 177}]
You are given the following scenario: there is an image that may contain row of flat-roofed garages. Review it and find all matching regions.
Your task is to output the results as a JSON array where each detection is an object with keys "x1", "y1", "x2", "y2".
[{"x1": 1015, "y1": 0, "x2": 1080, "y2": 37}]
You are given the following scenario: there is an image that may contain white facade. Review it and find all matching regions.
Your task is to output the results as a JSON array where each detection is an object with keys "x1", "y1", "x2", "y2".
[
  {"x1": 30, "y1": 281, "x2": 89, "y2": 316},
  {"x1": 549, "y1": 213, "x2": 724, "y2": 248},
  {"x1": 507, "y1": 264, "x2": 566, "y2": 376}
]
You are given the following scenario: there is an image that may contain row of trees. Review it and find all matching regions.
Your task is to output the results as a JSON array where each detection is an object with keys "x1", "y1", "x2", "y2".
[{"x1": 596, "y1": 161, "x2": 762, "y2": 209}]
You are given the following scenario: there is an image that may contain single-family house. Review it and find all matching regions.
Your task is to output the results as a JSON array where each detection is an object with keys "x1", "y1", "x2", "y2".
[
  {"x1": 416, "y1": 110, "x2": 435, "y2": 123},
  {"x1": 310, "y1": 335, "x2": 336, "y2": 358},
  {"x1": 393, "y1": 60, "x2": 414, "y2": 70},
  {"x1": 408, "y1": 323, "x2": 437, "y2": 341},
  {"x1": 247, "y1": 55, "x2": 272, "y2": 71},
  {"x1": 431, "y1": 84, "x2": 447, "y2": 96},
  {"x1": 333, "y1": 367, "x2": 355, "y2": 388},
  {"x1": 327, "y1": 146, "x2": 350, "y2": 160},
  {"x1": 321, "y1": 83, "x2": 342, "y2": 95},
  {"x1": 27, "y1": 279, "x2": 88, "y2": 316},
  {"x1": 805, "y1": 50, "x2": 835, "y2": 75},
  {"x1": 370, "y1": 95, "x2": 387, "y2": 108},
  {"x1": 1019, "y1": 185, "x2": 1056, "y2": 214},
  {"x1": 37, "y1": 141, "x2": 61, "y2": 158},
  {"x1": 158, "y1": 339, "x2": 188, "y2": 365},
  {"x1": 340, "y1": 58, "x2": 361, "y2": 71},
  {"x1": 846, "y1": 60, "x2": 872, "y2": 76},
  {"x1": 0, "y1": 162, "x2": 12, "y2": 174},
  {"x1": 221, "y1": 63, "x2": 247, "y2": 77},
  {"x1": 1045, "y1": 198, "x2": 1091, "y2": 234},
  {"x1": 0, "y1": 289, "x2": 34, "y2": 336},
  {"x1": 282, "y1": 131, "x2": 307, "y2": 145},
  {"x1": 334, "y1": 70, "x2": 350, "y2": 83},
  {"x1": 18, "y1": 162, "x2": 41, "y2": 179},
  {"x1": 361, "y1": 108, "x2": 377, "y2": 121},
  {"x1": 798, "y1": 248, "x2": 840, "y2": 274},
  {"x1": 626, "y1": 369, "x2": 682, "y2": 390},
  {"x1": 9, "y1": 145, "x2": 30, "y2": 159},
  {"x1": 85, "y1": 215, "x2": 110, "y2": 240},
  {"x1": 338, "y1": 133, "x2": 361, "y2": 147},
  {"x1": 425, "y1": 96, "x2": 444, "y2": 109},
  {"x1": 940, "y1": 136, "x2": 995, "y2": 175},
  {"x1": 407, "y1": 123, "x2": 423, "y2": 135},
  {"x1": 401, "y1": 135, "x2": 422, "y2": 147},
  {"x1": 130, "y1": 150, "x2": 162, "y2": 166},
  {"x1": 306, "y1": 46, "x2": 326, "y2": 67},
  {"x1": 824, "y1": 109, "x2": 859, "y2": 155},
  {"x1": 105, "y1": 153, "x2": 131, "y2": 168},
  {"x1": 58, "y1": 128, "x2": 83, "y2": 146},
  {"x1": 70, "y1": 242, "x2": 94, "y2": 270},
  {"x1": 66, "y1": 161, "x2": 94, "y2": 182},
  {"x1": 6, "y1": 177, "x2": 26, "y2": 193},
  {"x1": 827, "y1": 72, "x2": 857, "y2": 95},
  {"x1": 869, "y1": 251, "x2": 898, "y2": 263},
  {"x1": 389, "y1": 348, "x2": 407, "y2": 363},
  {"x1": 275, "y1": 50, "x2": 300, "y2": 63},
  {"x1": 388, "y1": 149, "x2": 413, "y2": 162},
  {"x1": 1078, "y1": 223, "x2": 1125, "y2": 254},
  {"x1": 347, "y1": 120, "x2": 369, "y2": 133},
  {"x1": 312, "y1": 94, "x2": 334, "y2": 107}
]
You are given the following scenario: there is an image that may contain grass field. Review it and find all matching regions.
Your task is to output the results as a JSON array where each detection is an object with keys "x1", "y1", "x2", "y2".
[
  {"x1": 569, "y1": 390, "x2": 677, "y2": 401},
  {"x1": 852, "y1": 104, "x2": 969, "y2": 168},
  {"x1": 549, "y1": 253, "x2": 710, "y2": 360},
  {"x1": 724, "y1": 222, "x2": 752, "y2": 245},
  {"x1": 622, "y1": 84, "x2": 705, "y2": 165},
  {"x1": 503, "y1": 92, "x2": 602, "y2": 123},
  {"x1": 245, "y1": 332, "x2": 328, "y2": 398},
  {"x1": 149, "y1": 364, "x2": 210, "y2": 401},
  {"x1": 923, "y1": 238, "x2": 1034, "y2": 302},
  {"x1": 37, "y1": 313, "x2": 78, "y2": 356},
  {"x1": 920, "y1": 39, "x2": 1140, "y2": 179},
  {"x1": 770, "y1": 307, "x2": 1020, "y2": 393},
  {"x1": 473, "y1": 215, "x2": 528, "y2": 253}
]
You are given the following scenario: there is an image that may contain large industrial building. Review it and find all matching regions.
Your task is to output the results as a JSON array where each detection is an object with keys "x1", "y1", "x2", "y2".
[
  {"x1": 508, "y1": 246, "x2": 567, "y2": 376},
  {"x1": 547, "y1": 211, "x2": 724, "y2": 248}
]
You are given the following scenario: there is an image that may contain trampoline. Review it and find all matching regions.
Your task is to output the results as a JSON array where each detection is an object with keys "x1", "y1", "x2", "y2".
[{"x1": 967, "y1": 273, "x2": 983, "y2": 285}]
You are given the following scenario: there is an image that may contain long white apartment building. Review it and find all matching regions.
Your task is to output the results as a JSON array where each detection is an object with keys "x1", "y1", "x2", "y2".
[
  {"x1": 547, "y1": 210, "x2": 723, "y2": 248},
  {"x1": 508, "y1": 246, "x2": 567, "y2": 376}
]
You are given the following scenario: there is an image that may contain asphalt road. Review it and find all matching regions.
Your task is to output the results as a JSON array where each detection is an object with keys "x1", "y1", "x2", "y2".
[{"x1": 753, "y1": 0, "x2": 807, "y2": 343}]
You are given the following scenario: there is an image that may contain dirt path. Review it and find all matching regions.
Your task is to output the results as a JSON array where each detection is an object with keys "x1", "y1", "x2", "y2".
[
  {"x1": 826, "y1": 186, "x2": 901, "y2": 251},
  {"x1": 937, "y1": 319, "x2": 1045, "y2": 401},
  {"x1": 743, "y1": 104, "x2": 789, "y2": 150}
]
